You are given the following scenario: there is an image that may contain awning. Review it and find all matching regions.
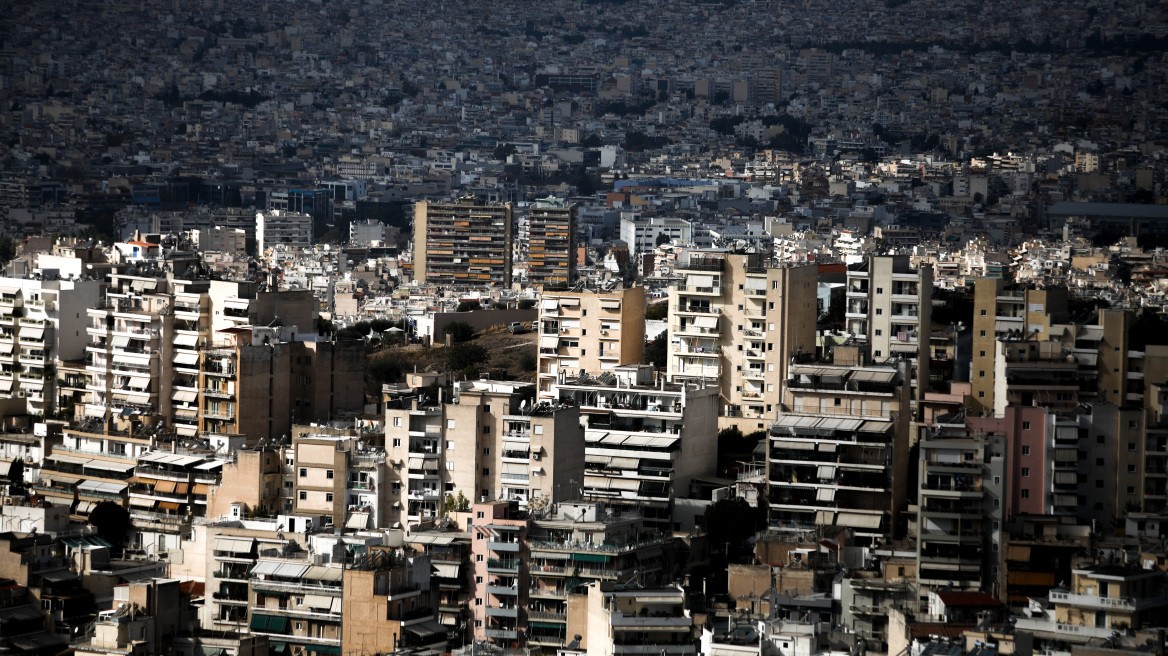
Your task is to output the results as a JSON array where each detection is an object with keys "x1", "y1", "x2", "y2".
[
  {"x1": 541, "y1": 300, "x2": 559, "y2": 311},
  {"x1": 126, "y1": 376, "x2": 150, "y2": 390},
  {"x1": 571, "y1": 553, "x2": 610, "y2": 563},
  {"x1": 816, "y1": 488, "x2": 836, "y2": 502},
  {"x1": 194, "y1": 460, "x2": 226, "y2": 470},
  {"x1": 530, "y1": 621, "x2": 565, "y2": 629},
  {"x1": 192, "y1": 483, "x2": 209, "y2": 495},
  {"x1": 1054, "y1": 472, "x2": 1077, "y2": 485},
  {"x1": 345, "y1": 512, "x2": 370, "y2": 529},
  {"x1": 0, "y1": 343, "x2": 12, "y2": 355},
  {"x1": 48, "y1": 453, "x2": 91, "y2": 466},
  {"x1": 836, "y1": 512, "x2": 882, "y2": 529},
  {"x1": 250, "y1": 561, "x2": 280, "y2": 576},
  {"x1": 304, "y1": 566, "x2": 344, "y2": 582},
  {"x1": 153, "y1": 480, "x2": 177, "y2": 493},
  {"x1": 849, "y1": 369, "x2": 896, "y2": 382},
  {"x1": 112, "y1": 336, "x2": 131, "y2": 348},
  {"x1": 815, "y1": 510, "x2": 836, "y2": 525},
  {"x1": 405, "y1": 620, "x2": 449, "y2": 638},
  {"x1": 173, "y1": 352, "x2": 199, "y2": 366},
  {"x1": 303, "y1": 593, "x2": 334, "y2": 610},
  {"x1": 20, "y1": 327, "x2": 44, "y2": 340},
  {"x1": 273, "y1": 563, "x2": 310, "y2": 578},
  {"x1": 817, "y1": 465, "x2": 837, "y2": 479},
  {"x1": 433, "y1": 563, "x2": 460, "y2": 578},
  {"x1": 173, "y1": 333, "x2": 199, "y2": 347},
  {"x1": 692, "y1": 316, "x2": 718, "y2": 329},
  {"x1": 85, "y1": 460, "x2": 136, "y2": 473},
  {"x1": 599, "y1": 300, "x2": 621, "y2": 310},
  {"x1": 174, "y1": 483, "x2": 189, "y2": 494},
  {"x1": 558, "y1": 298, "x2": 579, "y2": 308},
  {"x1": 531, "y1": 551, "x2": 570, "y2": 560},
  {"x1": 158, "y1": 501, "x2": 181, "y2": 511},
  {"x1": 0, "y1": 287, "x2": 19, "y2": 295},
  {"x1": 540, "y1": 335, "x2": 559, "y2": 349},
  {"x1": 687, "y1": 274, "x2": 714, "y2": 287}
]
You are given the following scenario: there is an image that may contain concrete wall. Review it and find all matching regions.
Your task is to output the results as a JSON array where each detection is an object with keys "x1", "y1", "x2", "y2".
[{"x1": 431, "y1": 309, "x2": 537, "y2": 343}]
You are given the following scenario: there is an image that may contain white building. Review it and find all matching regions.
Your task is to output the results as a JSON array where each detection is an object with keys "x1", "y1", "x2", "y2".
[{"x1": 257, "y1": 210, "x2": 313, "y2": 254}]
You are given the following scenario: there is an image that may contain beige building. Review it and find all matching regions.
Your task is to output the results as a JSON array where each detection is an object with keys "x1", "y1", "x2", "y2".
[
  {"x1": 667, "y1": 253, "x2": 817, "y2": 432},
  {"x1": 845, "y1": 255, "x2": 933, "y2": 413},
  {"x1": 566, "y1": 582, "x2": 693, "y2": 656},
  {"x1": 528, "y1": 198, "x2": 577, "y2": 289},
  {"x1": 385, "y1": 380, "x2": 583, "y2": 529},
  {"x1": 413, "y1": 198, "x2": 513, "y2": 287},
  {"x1": 537, "y1": 287, "x2": 646, "y2": 400}
]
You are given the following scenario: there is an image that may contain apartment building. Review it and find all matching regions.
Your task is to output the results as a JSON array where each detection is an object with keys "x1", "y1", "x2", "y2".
[
  {"x1": 472, "y1": 500, "x2": 529, "y2": 646},
  {"x1": 528, "y1": 198, "x2": 577, "y2": 289},
  {"x1": 667, "y1": 253, "x2": 817, "y2": 431},
  {"x1": 36, "y1": 416, "x2": 159, "y2": 520},
  {"x1": 0, "y1": 277, "x2": 101, "y2": 416},
  {"x1": 385, "y1": 380, "x2": 583, "y2": 529},
  {"x1": 969, "y1": 280, "x2": 1068, "y2": 416},
  {"x1": 550, "y1": 364, "x2": 718, "y2": 529},
  {"x1": 845, "y1": 256, "x2": 933, "y2": 411},
  {"x1": 406, "y1": 528, "x2": 472, "y2": 632},
  {"x1": 342, "y1": 547, "x2": 447, "y2": 654},
  {"x1": 537, "y1": 287, "x2": 645, "y2": 400},
  {"x1": 525, "y1": 501, "x2": 674, "y2": 650},
  {"x1": 566, "y1": 582, "x2": 694, "y2": 656},
  {"x1": 1016, "y1": 564, "x2": 1168, "y2": 643},
  {"x1": 201, "y1": 524, "x2": 302, "y2": 632},
  {"x1": 916, "y1": 421, "x2": 1005, "y2": 595},
  {"x1": 769, "y1": 350, "x2": 911, "y2": 540},
  {"x1": 290, "y1": 431, "x2": 393, "y2": 531},
  {"x1": 413, "y1": 198, "x2": 513, "y2": 287},
  {"x1": 128, "y1": 447, "x2": 230, "y2": 558},
  {"x1": 256, "y1": 210, "x2": 313, "y2": 254}
]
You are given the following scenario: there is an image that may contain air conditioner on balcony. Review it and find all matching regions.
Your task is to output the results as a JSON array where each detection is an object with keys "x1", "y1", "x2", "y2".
[{"x1": 531, "y1": 452, "x2": 541, "y2": 461}]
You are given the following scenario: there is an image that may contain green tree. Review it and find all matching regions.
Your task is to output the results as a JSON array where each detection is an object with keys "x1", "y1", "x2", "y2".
[
  {"x1": 444, "y1": 491, "x2": 471, "y2": 514},
  {"x1": 645, "y1": 301, "x2": 668, "y2": 321},
  {"x1": 519, "y1": 352, "x2": 537, "y2": 371},
  {"x1": 700, "y1": 497, "x2": 764, "y2": 561},
  {"x1": 88, "y1": 501, "x2": 131, "y2": 550},
  {"x1": 448, "y1": 343, "x2": 489, "y2": 371},
  {"x1": 442, "y1": 321, "x2": 476, "y2": 343},
  {"x1": 644, "y1": 333, "x2": 667, "y2": 368},
  {"x1": 518, "y1": 299, "x2": 536, "y2": 310},
  {"x1": 456, "y1": 300, "x2": 482, "y2": 313},
  {"x1": 493, "y1": 143, "x2": 518, "y2": 161}
]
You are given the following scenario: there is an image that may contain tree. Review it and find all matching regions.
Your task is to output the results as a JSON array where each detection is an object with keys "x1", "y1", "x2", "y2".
[
  {"x1": 644, "y1": 333, "x2": 667, "y2": 368},
  {"x1": 518, "y1": 352, "x2": 537, "y2": 371},
  {"x1": 699, "y1": 497, "x2": 764, "y2": 561},
  {"x1": 444, "y1": 491, "x2": 471, "y2": 514},
  {"x1": 88, "y1": 501, "x2": 131, "y2": 550},
  {"x1": 493, "y1": 143, "x2": 518, "y2": 161},
  {"x1": 442, "y1": 321, "x2": 476, "y2": 343},
  {"x1": 518, "y1": 299, "x2": 536, "y2": 310},
  {"x1": 456, "y1": 300, "x2": 482, "y2": 313},
  {"x1": 448, "y1": 343, "x2": 489, "y2": 371},
  {"x1": 645, "y1": 301, "x2": 668, "y2": 321}
]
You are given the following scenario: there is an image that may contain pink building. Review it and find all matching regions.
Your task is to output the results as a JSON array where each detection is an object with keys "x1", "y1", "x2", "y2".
[
  {"x1": 470, "y1": 501, "x2": 530, "y2": 647},
  {"x1": 967, "y1": 406, "x2": 1052, "y2": 518}
]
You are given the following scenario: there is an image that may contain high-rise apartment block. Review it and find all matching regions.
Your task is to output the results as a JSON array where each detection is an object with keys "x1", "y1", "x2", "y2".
[
  {"x1": 536, "y1": 287, "x2": 645, "y2": 400},
  {"x1": 385, "y1": 380, "x2": 583, "y2": 529},
  {"x1": 528, "y1": 198, "x2": 577, "y2": 289},
  {"x1": 845, "y1": 255, "x2": 933, "y2": 412},
  {"x1": 549, "y1": 365, "x2": 719, "y2": 529},
  {"x1": 769, "y1": 349, "x2": 911, "y2": 540},
  {"x1": 256, "y1": 210, "x2": 313, "y2": 254},
  {"x1": 0, "y1": 277, "x2": 101, "y2": 416},
  {"x1": 667, "y1": 253, "x2": 817, "y2": 431},
  {"x1": 413, "y1": 198, "x2": 513, "y2": 287}
]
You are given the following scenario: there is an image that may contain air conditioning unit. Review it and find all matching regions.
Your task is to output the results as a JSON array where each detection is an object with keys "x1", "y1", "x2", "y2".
[
  {"x1": 531, "y1": 453, "x2": 541, "y2": 461},
  {"x1": 600, "y1": 330, "x2": 607, "y2": 335}
]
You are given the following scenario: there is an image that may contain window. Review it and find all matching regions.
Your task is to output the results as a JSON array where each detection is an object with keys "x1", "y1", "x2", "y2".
[
  {"x1": 482, "y1": 447, "x2": 490, "y2": 455},
  {"x1": 978, "y1": 391, "x2": 985, "y2": 398},
  {"x1": 876, "y1": 287, "x2": 883, "y2": 294},
  {"x1": 875, "y1": 308, "x2": 882, "y2": 315},
  {"x1": 446, "y1": 462, "x2": 454, "y2": 471},
  {"x1": 393, "y1": 417, "x2": 402, "y2": 427},
  {"x1": 582, "y1": 329, "x2": 586, "y2": 336},
  {"x1": 875, "y1": 329, "x2": 882, "y2": 336},
  {"x1": 446, "y1": 440, "x2": 455, "y2": 450},
  {"x1": 834, "y1": 398, "x2": 842, "y2": 406},
  {"x1": 1097, "y1": 435, "x2": 1105, "y2": 444},
  {"x1": 1096, "y1": 457, "x2": 1105, "y2": 466},
  {"x1": 299, "y1": 491, "x2": 307, "y2": 501},
  {"x1": 326, "y1": 470, "x2": 334, "y2": 479},
  {"x1": 980, "y1": 309, "x2": 987, "y2": 316},
  {"x1": 1129, "y1": 420, "x2": 1138, "y2": 429},
  {"x1": 1129, "y1": 441, "x2": 1137, "y2": 451},
  {"x1": 476, "y1": 511, "x2": 484, "y2": 519},
  {"x1": 483, "y1": 426, "x2": 490, "y2": 434},
  {"x1": 979, "y1": 350, "x2": 986, "y2": 357},
  {"x1": 1096, "y1": 480, "x2": 1104, "y2": 488},
  {"x1": 484, "y1": 405, "x2": 491, "y2": 413},
  {"x1": 325, "y1": 493, "x2": 333, "y2": 502},
  {"x1": 296, "y1": 623, "x2": 303, "y2": 631},
  {"x1": 1128, "y1": 486, "x2": 1136, "y2": 494},
  {"x1": 482, "y1": 468, "x2": 490, "y2": 476},
  {"x1": 980, "y1": 330, "x2": 987, "y2": 337},
  {"x1": 476, "y1": 554, "x2": 483, "y2": 562},
  {"x1": 392, "y1": 438, "x2": 401, "y2": 448},
  {"x1": 874, "y1": 351, "x2": 881, "y2": 358},
  {"x1": 447, "y1": 419, "x2": 456, "y2": 429},
  {"x1": 1095, "y1": 502, "x2": 1104, "y2": 510},
  {"x1": 1020, "y1": 489, "x2": 1029, "y2": 499},
  {"x1": 1021, "y1": 446, "x2": 1030, "y2": 456},
  {"x1": 768, "y1": 323, "x2": 775, "y2": 331},
  {"x1": 299, "y1": 468, "x2": 307, "y2": 477},
  {"x1": 993, "y1": 476, "x2": 1001, "y2": 485},
  {"x1": 993, "y1": 498, "x2": 1000, "y2": 508},
  {"x1": 1021, "y1": 467, "x2": 1030, "y2": 477},
  {"x1": 979, "y1": 370, "x2": 985, "y2": 378},
  {"x1": 1128, "y1": 464, "x2": 1137, "y2": 473}
]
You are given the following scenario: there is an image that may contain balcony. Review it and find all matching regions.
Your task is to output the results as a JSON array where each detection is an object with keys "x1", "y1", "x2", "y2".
[
  {"x1": 528, "y1": 611, "x2": 566, "y2": 622},
  {"x1": 673, "y1": 305, "x2": 719, "y2": 316},
  {"x1": 201, "y1": 409, "x2": 236, "y2": 421},
  {"x1": 1049, "y1": 590, "x2": 1168, "y2": 611},
  {"x1": 485, "y1": 629, "x2": 517, "y2": 640},
  {"x1": 485, "y1": 606, "x2": 519, "y2": 618},
  {"x1": 487, "y1": 585, "x2": 518, "y2": 597},
  {"x1": 202, "y1": 387, "x2": 234, "y2": 399},
  {"x1": 487, "y1": 559, "x2": 519, "y2": 573},
  {"x1": 486, "y1": 540, "x2": 520, "y2": 553}
]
